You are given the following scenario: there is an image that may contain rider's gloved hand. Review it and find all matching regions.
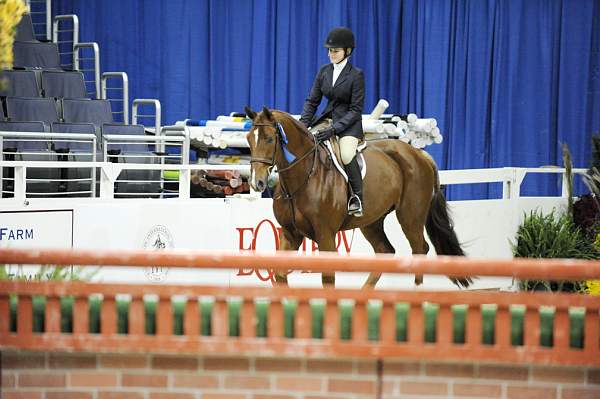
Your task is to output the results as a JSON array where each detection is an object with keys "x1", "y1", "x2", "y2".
[{"x1": 314, "y1": 126, "x2": 336, "y2": 143}]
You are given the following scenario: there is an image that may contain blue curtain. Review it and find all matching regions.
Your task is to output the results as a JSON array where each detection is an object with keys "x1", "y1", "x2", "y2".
[{"x1": 53, "y1": 0, "x2": 600, "y2": 199}]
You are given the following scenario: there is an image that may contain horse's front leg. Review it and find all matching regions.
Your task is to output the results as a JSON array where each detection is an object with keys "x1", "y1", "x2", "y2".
[
  {"x1": 315, "y1": 233, "x2": 337, "y2": 286},
  {"x1": 273, "y1": 227, "x2": 304, "y2": 287}
]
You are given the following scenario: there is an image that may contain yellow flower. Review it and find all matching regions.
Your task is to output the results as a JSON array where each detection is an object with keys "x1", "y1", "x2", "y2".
[
  {"x1": 586, "y1": 280, "x2": 600, "y2": 296},
  {"x1": 0, "y1": 0, "x2": 28, "y2": 76}
]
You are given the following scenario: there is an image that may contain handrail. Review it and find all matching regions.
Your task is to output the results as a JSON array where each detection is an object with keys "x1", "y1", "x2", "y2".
[
  {"x1": 0, "y1": 163, "x2": 590, "y2": 201},
  {"x1": 52, "y1": 14, "x2": 79, "y2": 70},
  {"x1": 132, "y1": 99, "x2": 161, "y2": 137},
  {"x1": 101, "y1": 72, "x2": 129, "y2": 124},
  {"x1": 73, "y1": 42, "x2": 101, "y2": 98},
  {"x1": 1, "y1": 248, "x2": 599, "y2": 280}
]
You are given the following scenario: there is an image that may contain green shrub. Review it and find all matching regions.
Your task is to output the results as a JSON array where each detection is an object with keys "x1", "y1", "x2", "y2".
[{"x1": 512, "y1": 210, "x2": 598, "y2": 292}]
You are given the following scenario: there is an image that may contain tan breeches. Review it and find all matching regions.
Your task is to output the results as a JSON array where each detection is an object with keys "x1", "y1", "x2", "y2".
[
  {"x1": 313, "y1": 119, "x2": 359, "y2": 165},
  {"x1": 339, "y1": 136, "x2": 359, "y2": 165}
]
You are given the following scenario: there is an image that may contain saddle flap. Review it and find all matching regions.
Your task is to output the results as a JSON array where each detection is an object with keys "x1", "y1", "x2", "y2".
[{"x1": 324, "y1": 137, "x2": 367, "y2": 181}]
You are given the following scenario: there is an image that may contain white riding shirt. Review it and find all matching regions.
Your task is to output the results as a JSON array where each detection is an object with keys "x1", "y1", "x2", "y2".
[{"x1": 332, "y1": 58, "x2": 348, "y2": 86}]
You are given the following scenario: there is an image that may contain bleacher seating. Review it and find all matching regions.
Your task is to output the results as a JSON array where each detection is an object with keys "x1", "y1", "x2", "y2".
[
  {"x1": 50, "y1": 122, "x2": 96, "y2": 196},
  {"x1": 0, "y1": 10, "x2": 168, "y2": 199},
  {"x1": 42, "y1": 70, "x2": 87, "y2": 98},
  {"x1": 63, "y1": 98, "x2": 113, "y2": 125},
  {"x1": 51, "y1": 122, "x2": 97, "y2": 151},
  {"x1": 0, "y1": 121, "x2": 50, "y2": 147},
  {"x1": 101, "y1": 123, "x2": 160, "y2": 196},
  {"x1": 5, "y1": 97, "x2": 59, "y2": 125},
  {"x1": 0, "y1": 70, "x2": 40, "y2": 97},
  {"x1": 13, "y1": 41, "x2": 61, "y2": 70},
  {"x1": 15, "y1": 14, "x2": 36, "y2": 42},
  {"x1": 0, "y1": 121, "x2": 60, "y2": 196}
]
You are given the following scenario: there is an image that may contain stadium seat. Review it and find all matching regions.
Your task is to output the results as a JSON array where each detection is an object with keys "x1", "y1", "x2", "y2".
[
  {"x1": 5, "y1": 97, "x2": 59, "y2": 125},
  {"x1": 0, "y1": 121, "x2": 60, "y2": 197},
  {"x1": 62, "y1": 99, "x2": 113, "y2": 125},
  {"x1": 51, "y1": 122, "x2": 97, "y2": 197},
  {"x1": 0, "y1": 70, "x2": 40, "y2": 97},
  {"x1": 51, "y1": 122, "x2": 97, "y2": 151},
  {"x1": 15, "y1": 14, "x2": 36, "y2": 42},
  {"x1": 101, "y1": 123, "x2": 161, "y2": 197},
  {"x1": 13, "y1": 41, "x2": 61, "y2": 70},
  {"x1": 0, "y1": 121, "x2": 49, "y2": 150},
  {"x1": 42, "y1": 71, "x2": 87, "y2": 99}
]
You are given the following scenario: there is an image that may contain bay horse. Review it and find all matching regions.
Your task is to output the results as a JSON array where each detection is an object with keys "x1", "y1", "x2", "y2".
[{"x1": 245, "y1": 106, "x2": 471, "y2": 288}]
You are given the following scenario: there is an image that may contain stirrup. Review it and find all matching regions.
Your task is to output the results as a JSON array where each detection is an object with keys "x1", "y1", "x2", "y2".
[{"x1": 347, "y1": 195, "x2": 363, "y2": 217}]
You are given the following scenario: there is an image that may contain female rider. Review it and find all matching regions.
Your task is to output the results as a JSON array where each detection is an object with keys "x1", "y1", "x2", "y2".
[{"x1": 300, "y1": 27, "x2": 365, "y2": 217}]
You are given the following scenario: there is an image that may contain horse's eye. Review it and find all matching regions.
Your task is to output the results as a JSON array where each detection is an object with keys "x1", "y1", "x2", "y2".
[{"x1": 266, "y1": 136, "x2": 274, "y2": 144}]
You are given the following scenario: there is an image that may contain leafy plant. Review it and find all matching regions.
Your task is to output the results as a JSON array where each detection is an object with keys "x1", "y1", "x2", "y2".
[
  {"x1": 513, "y1": 210, "x2": 598, "y2": 259},
  {"x1": 513, "y1": 210, "x2": 598, "y2": 291},
  {"x1": 514, "y1": 142, "x2": 600, "y2": 292},
  {"x1": 0, "y1": 264, "x2": 98, "y2": 281}
]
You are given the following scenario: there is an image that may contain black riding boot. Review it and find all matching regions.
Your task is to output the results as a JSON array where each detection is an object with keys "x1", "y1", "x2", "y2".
[{"x1": 344, "y1": 156, "x2": 363, "y2": 217}]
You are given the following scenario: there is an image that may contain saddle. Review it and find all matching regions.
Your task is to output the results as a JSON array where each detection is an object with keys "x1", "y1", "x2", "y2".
[{"x1": 324, "y1": 136, "x2": 367, "y2": 182}]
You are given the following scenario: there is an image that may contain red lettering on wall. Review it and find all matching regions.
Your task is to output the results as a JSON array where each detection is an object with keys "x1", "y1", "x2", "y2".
[
  {"x1": 251, "y1": 219, "x2": 281, "y2": 250},
  {"x1": 236, "y1": 227, "x2": 254, "y2": 251},
  {"x1": 337, "y1": 230, "x2": 354, "y2": 253},
  {"x1": 235, "y1": 219, "x2": 355, "y2": 280}
]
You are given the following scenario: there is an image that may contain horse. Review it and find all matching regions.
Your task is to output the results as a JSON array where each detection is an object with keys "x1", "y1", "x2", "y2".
[{"x1": 245, "y1": 106, "x2": 471, "y2": 288}]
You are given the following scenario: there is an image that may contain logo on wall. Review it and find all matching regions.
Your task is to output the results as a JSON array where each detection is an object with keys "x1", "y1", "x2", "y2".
[
  {"x1": 235, "y1": 218, "x2": 355, "y2": 282},
  {"x1": 143, "y1": 225, "x2": 174, "y2": 282}
]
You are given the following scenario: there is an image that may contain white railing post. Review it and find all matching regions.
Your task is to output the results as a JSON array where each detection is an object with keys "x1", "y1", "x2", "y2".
[
  {"x1": 74, "y1": 42, "x2": 101, "y2": 98},
  {"x1": 52, "y1": 14, "x2": 79, "y2": 70},
  {"x1": 101, "y1": 72, "x2": 130, "y2": 124},
  {"x1": 13, "y1": 165, "x2": 26, "y2": 203}
]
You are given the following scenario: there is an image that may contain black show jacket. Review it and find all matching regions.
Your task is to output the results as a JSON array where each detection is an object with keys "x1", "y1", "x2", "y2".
[{"x1": 300, "y1": 62, "x2": 365, "y2": 139}]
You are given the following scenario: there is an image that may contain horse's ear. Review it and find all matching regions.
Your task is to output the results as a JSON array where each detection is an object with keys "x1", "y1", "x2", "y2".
[
  {"x1": 262, "y1": 106, "x2": 273, "y2": 121},
  {"x1": 244, "y1": 106, "x2": 256, "y2": 120}
]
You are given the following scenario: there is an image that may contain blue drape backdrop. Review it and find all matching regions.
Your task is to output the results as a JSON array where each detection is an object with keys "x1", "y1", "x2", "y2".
[{"x1": 52, "y1": 0, "x2": 600, "y2": 199}]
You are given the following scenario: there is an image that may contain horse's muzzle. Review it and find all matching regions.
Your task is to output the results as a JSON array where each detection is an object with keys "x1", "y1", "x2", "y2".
[{"x1": 254, "y1": 179, "x2": 266, "y2": 192}]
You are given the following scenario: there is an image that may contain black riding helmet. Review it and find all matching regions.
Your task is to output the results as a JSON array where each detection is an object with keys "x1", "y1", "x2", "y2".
[{"x1": 324, "y1": 27, "x2": 355, "y2": 61}]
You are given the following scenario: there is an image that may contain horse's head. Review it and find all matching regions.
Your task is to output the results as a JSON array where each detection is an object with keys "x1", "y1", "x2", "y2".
[{"x1": 245, "y1": 106, "x2": 278, "y2": 192}]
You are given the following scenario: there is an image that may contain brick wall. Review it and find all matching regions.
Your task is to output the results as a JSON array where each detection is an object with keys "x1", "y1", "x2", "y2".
[{"x1": 1, "y1": 351, "x2": 599, "y2": 399}]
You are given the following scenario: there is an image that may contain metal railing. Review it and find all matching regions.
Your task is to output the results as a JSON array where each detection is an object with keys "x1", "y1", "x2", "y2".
[
  {"x1": 0, "y1": 131, "x2": 97, "y2": 199},
  {"x1": 101, "y1": 72, "x2": 130, "y2": 124},
  {"x1": 26, "y1": 0, "x2": 51, "y2": 40},
  {"x1": 52, "y1": 14, "x2": 79, "y2": 70},
  {"x1": 74, "y1": 42, "x2": 101, "y2": 99},
  {"x1": 132, "y1": 99, "x2": 162, "y2": 137}
]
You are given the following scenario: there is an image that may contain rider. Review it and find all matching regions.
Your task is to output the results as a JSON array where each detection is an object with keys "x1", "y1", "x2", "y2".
[{"x1": 300, "y1": 27, "x2": 365, "y2": 217}]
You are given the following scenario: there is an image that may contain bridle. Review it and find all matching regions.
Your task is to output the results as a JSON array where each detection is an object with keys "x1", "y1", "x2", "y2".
[{"x1": 250, "y1": 120, "x2": 319, "y2": 199}]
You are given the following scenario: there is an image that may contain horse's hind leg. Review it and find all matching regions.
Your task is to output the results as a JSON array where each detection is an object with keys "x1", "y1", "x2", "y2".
[
  {"x1": 360, "y1": 217, "x2": 395, "y2": 288},
  {"x1": 274, "y1": 227, "x2": 304, "y2": 286},
  {"x1": 395, "y1": 204, "x2": 430, "y2": 285}
]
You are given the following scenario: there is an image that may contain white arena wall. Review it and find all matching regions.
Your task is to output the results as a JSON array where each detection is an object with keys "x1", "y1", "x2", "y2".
[{"x1": 0, "y1": 179, "x2": 570, "y2": 290}]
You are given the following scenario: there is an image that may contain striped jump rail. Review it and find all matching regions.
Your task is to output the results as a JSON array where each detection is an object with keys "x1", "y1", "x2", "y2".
[{"x1": 0, "y1": 248, "x2": 599, "y2": 365}]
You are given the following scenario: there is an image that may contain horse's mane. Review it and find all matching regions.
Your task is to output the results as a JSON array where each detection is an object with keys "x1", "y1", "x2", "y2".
[{"x1": 271, "y1": 110, "x2": 311, "y2": 136}]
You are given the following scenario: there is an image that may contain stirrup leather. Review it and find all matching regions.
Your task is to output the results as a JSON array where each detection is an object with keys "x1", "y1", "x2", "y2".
[{"x1": 347, "y1": 194, "x2": 363, "y2": 217}]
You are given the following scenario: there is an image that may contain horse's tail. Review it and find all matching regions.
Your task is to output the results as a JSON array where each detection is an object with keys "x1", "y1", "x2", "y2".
[{"x1": 422, "y1": 153, "x2": 472, "y2": 288}]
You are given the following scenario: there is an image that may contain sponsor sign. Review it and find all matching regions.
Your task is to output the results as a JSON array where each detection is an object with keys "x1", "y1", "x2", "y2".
[{"x1": 0, "y1": 210, "x2": 73, "y2": 248}]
